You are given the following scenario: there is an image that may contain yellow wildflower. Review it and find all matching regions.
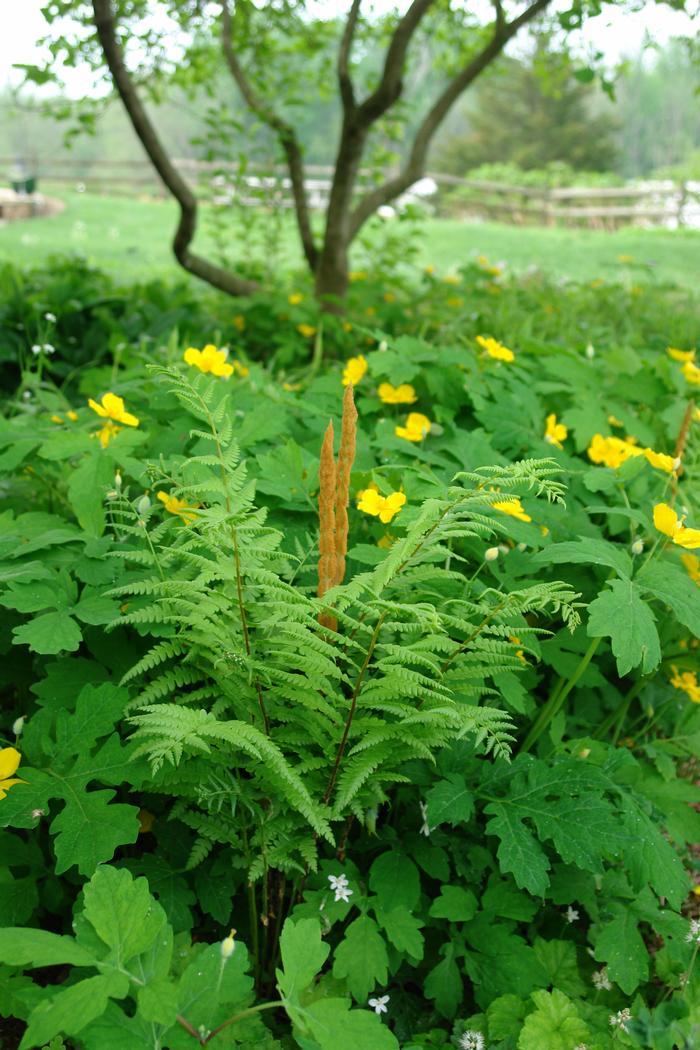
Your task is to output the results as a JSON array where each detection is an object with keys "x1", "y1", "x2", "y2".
[
  {"x1": 288, "y1": 292, "x2": 304, "y2": 305},
  {"x1": 156, "y1": 491, "x2": 198, "y2": 525},
  {"x1": 682, "y1": 359, "x2": 700, "y2": 385},
  {"x1": 183, "y1": 344, "x2": 234, "y2": 378},
  {"x1": 297, "y1": 323, "x2": 316, "y2": 339},
  {"x1": 233, "y1": 314, "x2": 246, "y2": 332},
  {"x1": 383, "y1": 292, "x2": 396, "y2": 303},
  {"x1": 342, "y1": 355, "x2": 368, "y2": 387},
  {"x1": 0, "y1": 748, "x2": 26, "y2": 800},
  {"x1": 493, "y1": 498, "x2": 531, "y2": 523},
  {"x1": 617, "y1": 254, "x2": 634, "y2": 263},
  {"x1": 477, "y1": 254, "x2": 502, "y2": 276},
  {"x1": 653, "y1": 503, "x2": 700, "y2": 550},
  {"x1": 476, "y1": 335, "x2": 515, "y2": 363},
  {"x1": 342, "y1": 322, "x2": 353, "y2": 333},
  {"x1": 377, "y1": 382, "x2": 417, "y2": 405},
  {"x1": 446, "y1": 296, "x2": 464, "y2": 308},
  {"x1": 670, "y1": 668, "x2": 700, "y2": 704},
  {"x1": 544, "y1": 414, "x2": 567, "y2": 450},
  {"x1": 365, "y1": 306, "x2": 376, "y2": 317},
  {"x1": 643, "y1": 448, "x2": 677, "y2": 473},
  {"x1": 666, "y1": 347, "x2": 695, "y2": 363},
  {"x1": 67, "y1": 410, "x2": 78, "y2": 422},
  {"x1": 282, "y1": 381, "x2": 301, "y2": 392},
  {"x1": 509, "y1": 636, "x2": 527, "y2": 664},
  {"x1": 94, "y1": 422, "x2": 121, "y2": 449},
  {"x1": 590, "y1": 278, "x2": 605, "y2": 289},
  {"x1": 88, "y1": 392, "x2": 139, "y2": 427},
  {"x1": 50, "y1": 414, "x2": 64, "y2": 424},
  {"x1": 349, "y1": 270, "x2": 367, "y2": 282},
  {"x1": 424, "y1": 264, "x2": 435, "y2": 275},
  {"x1": 232, "y1": 360, "x2": 249, "y2": 378},
  {"x1": 681, "y1": 553, "x2": 700, "y2": 584},
  {"x1": 395, "y1": 412, "x2": 431, "y2": 442},
  {"x1": 357, "y1": 483, "x2": 406, "y2": 524},
  {"x1": 607, "y1": 414, "x2": 624, "y2": 428},
  {"x1": 587, "y1": 434, "x2": 644, "y2": 469},
  {"x1": 443, "y1": 274, "x2": 460, "y2": 285}
]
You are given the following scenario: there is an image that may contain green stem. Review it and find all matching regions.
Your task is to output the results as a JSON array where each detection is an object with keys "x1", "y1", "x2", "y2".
[
  {"x1": 520, "y1": 635, "x2": 602, "y2": 754},
  {"x1": 248, "y1": 881, "x2": 261, "y2": 991},
  {"x1": 205, "y1": 1000, "x2": 284, "y2": 1043},
  {"x1": 593, "y1": 677, "x2": 647, "y2": 744}
]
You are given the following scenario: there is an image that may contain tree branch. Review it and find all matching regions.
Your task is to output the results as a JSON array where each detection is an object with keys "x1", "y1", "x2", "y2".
[
  {"x1": 356, "y1": 0, "x2": 436, "y2": 125},
  {"x1": 92, "y1": 0, "x2": 258, "y2": 297},
  {"x1": 221, "y1": 0, "x2": 318, "y2": 270},
  {"x1": 348, "y1": 0, "x2": 553, "y2": 239},
  {"x1": 338, "y1": 0, "x2": 362, "y2": 112}
]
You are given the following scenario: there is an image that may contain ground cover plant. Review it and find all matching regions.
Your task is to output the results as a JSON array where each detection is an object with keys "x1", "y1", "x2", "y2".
[{"x1": 0, "y1": 255, "x2": 699, "y2": 1049}]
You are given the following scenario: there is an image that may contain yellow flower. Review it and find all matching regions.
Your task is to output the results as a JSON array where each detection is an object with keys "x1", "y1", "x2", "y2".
[
  {"x1": 377, "y1": 382, "x2": 417, "y2": 405},
  {"x1": 95, "y1": 422, "x2": 121, "y2": 449},
  {"x1": 680, "y1": 553, "x2": 700, "y2": 584},
  {"x1": 282, "y1": 381, "x2": 301, "y2": 392},
  {"x1": 544, "y1": 414, "x2": 567, "y2": 450},
  {"x1": 233, "y1": 314, "x2": 246, "y2": 332},
  {"x1": 509, "y1": 635, "x2": 527, "y2": 665},
  {"x1": 50, "y1": 414, "x2": 64, "y2": 424},
  {"x1": 493, "y1": 498, "x2": 531, "y2": 523},
  {"x1": 342, "y1": 355, "x2": 367, "y2": 387},
  {"x1": 183, "y1": 344, "x2": 234, "y2": 378},
  {"x1": 297, "y1": 323, "x2": 316, "y2": 339},
  {"x1": 232, "y1": 360, "x2": 249, "y2": 378},
  {"x1": 667, "y1": 346, "x2": 695, "y2": 363},
  {"x1": 288, "y1": 292, "x2": 304, "y2": 305},
  {"x1": 383, "y1": 292, "x2": 396, "y2": 303},
  {"x1": 357, "y1": 483, "x2": 406, "y2": 524},
  {"x1": 643, "y1": 448, "x2": 677, "y2": 473},
  {"x1": 342, "y1": 321, "x2": 353, "y2": 333},
  {"x1": 349, "y1": 270, "x2": 367, "y2": 282},
  {"x1": 156, "y1": 490, "x2": 198, "y2": 525},
  {"x1": 88, "y1": 392, "x2": 139, "y2": 427},
  {"x1": 682, "y1": 359, "x2": 700, "y2": 385},
  {"x1": 670, "y1": 668, "x2": 700, "y2": 704},
  {"x1": 607, "y1": 414, "x2": 624, "y2": 428},
  {"x1": 67, "y1": 410, "x2": 78, "y2": 422},
  {"x1": 424, "y1": 264, "x2": 435, "y2": 275},
  {"x1": 476, "y1": 335, "x2": 515, "y2": 363},
  {"x1": 617, "y1": 253, "x2": 634, "y2": 263},
  {"x1": 590, "y1": 278, "x2": 605, "y2": 289},
  {"x1": 395, "y1": 412, "x2": 431, "y2": 442},
  {"x1": 443, "y1": 274, "x2": 460, "y2": 285},
  {"x1": 446, "y1": 296, "x2": 464, "y2": 308},
  {"x1": 587, "y1": 434, "x2": 644, "y2": 469},
  {"x1": 653, "y1": 503, "x2": 700, "y2": 550},
  {"x1": 477, "y1": 254, "x2": 502, "y2": 276},
  {"x1": 365, "y1": 306, "x2": 376, "y2": 317},
  {"x1": 0, "y1": 747, "x2": 26, "y2": 800}
]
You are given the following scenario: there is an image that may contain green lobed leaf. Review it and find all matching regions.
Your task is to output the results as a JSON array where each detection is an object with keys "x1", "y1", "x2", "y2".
[
  {"x1": 332, "y1": 916, "x2": 389, "y2": 1003},
  {"x1": 0, "y1": 929, "x2": 95, "y2": 969},
  {"x1": 83, "y1": 866, "x2": 168, "y2": 965},
  {"x1": 19, "y1": 973, "x2": 127, "y2": 1050},
  {"x1": 369, "y1": 852, "x2": 420, "y2": 912},
  {"x1": 587, "y1": 579, "x2": 661, "y2": 675},
  {"x1": 278, "y1": 917, "x2": 330, "y2": 1000},
  {"x1": 424, "y1": 773, "x2": 474, "y2": 828},
  {"x1": 428, "y1": 886, "x2": 478, "y2": 922},
  {"x1": 517, "y1": 989, "x2": 589, "y2": 1050}
]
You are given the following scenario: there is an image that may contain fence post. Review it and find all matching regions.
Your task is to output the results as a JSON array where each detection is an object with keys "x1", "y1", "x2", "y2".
[{"x1": 676, "y1": 181, "x2": 687, "y2": 228}]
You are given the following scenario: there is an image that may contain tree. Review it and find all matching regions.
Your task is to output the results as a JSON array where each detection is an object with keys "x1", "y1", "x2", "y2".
[
  {"x1": 433, "y1": 36, "x2": 619, "y2": 175},
  {"x1": 29, "y1": 0, "x2": 692, "y2": 304}
]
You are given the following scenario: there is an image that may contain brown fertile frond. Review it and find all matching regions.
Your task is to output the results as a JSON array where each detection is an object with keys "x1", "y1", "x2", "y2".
[
  {"x1": 318, "y1": 419, "x2": 338, "y2": 630},
  {"x1": 334, "y1": 384, "x2": 358, "y2": 587}
]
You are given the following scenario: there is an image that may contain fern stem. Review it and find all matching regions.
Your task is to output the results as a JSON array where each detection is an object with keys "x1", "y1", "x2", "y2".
[
  {"x1": 248, "y1": 880, "x2": 261, "y2": 989},
  {"x1": 519, "y1": 635, "x2": 602, "y2": 754},
  {"x1": 324, "y1": 611, "x2": 387, "y2": 804}
]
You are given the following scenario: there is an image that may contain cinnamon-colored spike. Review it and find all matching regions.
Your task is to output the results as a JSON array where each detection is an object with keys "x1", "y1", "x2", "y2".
[
  {"x1": 334, "y1": 384, "x2": 358, "y2": 587},
  {"x1": 317, "y1": 419, "x2": 338, "y2": 630}
]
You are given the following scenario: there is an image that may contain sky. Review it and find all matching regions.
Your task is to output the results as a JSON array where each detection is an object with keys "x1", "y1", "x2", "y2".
[{"x1": 0, "y1": 0, "x2": 698, "y2": 96}]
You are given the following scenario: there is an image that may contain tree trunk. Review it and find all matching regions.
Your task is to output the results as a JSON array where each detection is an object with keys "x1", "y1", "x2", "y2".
[{"x1": 315, "y1": 118, "x2": 367, "y2": 310}]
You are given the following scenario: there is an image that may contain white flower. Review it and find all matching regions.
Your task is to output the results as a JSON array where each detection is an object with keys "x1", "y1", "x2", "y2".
[
  {"x1": 565, "y1": 905, "x2": 579, "y2": 924},
  {"x1": 328, "y1": 873, "x2": 353, "y2": 903},
  {"x1": 43, "y1": 343, "x2": 55, "y2": 355},
  {"x1": 685, "y1": 918, "x2": 700, "y2": 944},
  {"x1": 44, "y1": 312, "x2": 57, "y2": 323},
  {"x1": 609, "y1": 1008, "x2": 631, "y2": 1032},
  {"x1": 31, "y1": 344, "x2": 42, "y2": 356},
  {"x1": 419, "y1": 800, "x2": 432, "y2": 836},
  {"x1": 592, "y1": 966, "x2": 612, "y2": 990},
  {"x1": 459, "y1": 1032, "x2": 486, "y2": 1050},
  {"x1": 368, "y1": 994, "x2": 389, "y2": 1015}
]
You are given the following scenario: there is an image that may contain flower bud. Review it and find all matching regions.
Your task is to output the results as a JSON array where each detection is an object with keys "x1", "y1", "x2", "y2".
[
  {"x1": 12, "y1": 716, "x2": 25, "y2": 737},
  {"x1": 221, "y1": 929, "x2": 236, "y2": 960},
  {"x1": 631, "y1": 538, "x2": 644, "y2": 555},
  {"x1": 114, "y1": 470, "x2": 122, "y2": 490},
  {"x1": 585, "y1": 343, "x2": 595, "y2": 359},
  {"x1": 484, "y1": 547, "x2": 499, "y2": 562},
  {"x1": 136, "y1": 494, "x2": 151, "y2": 516},
  {"x1": 378, "y1": 340, "x2": 388, "y2": 353}
]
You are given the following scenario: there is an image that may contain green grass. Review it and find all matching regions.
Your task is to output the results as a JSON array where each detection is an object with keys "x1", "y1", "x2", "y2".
[{"x1": 2, "y1": 190, "x2": 699, "y2": 289}]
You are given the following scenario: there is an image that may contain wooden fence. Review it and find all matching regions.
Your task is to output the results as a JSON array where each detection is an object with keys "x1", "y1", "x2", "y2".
[{"x1": 2, "y1": 157, "x2": 699, "y2": 230}]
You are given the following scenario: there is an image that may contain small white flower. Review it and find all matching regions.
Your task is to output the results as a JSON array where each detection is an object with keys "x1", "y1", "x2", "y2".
[
  {"x1": 609, "y1": 1008, "x2": 631, "y2": 1032},
  {"x1": 368, "y1": 994, "x2": 389, "y2": 1015},
  {"x1": 565, "y1": 905, "x2": 579, "y2": 924},
  {"x1": 12, "y1": 716, "x2": 25, "y2": 738},
  {"x1": 631, "y1": 538, "x2": 644, "y2": 555},
  {"x1": 44, "y1": 312, "x2": 57, "y2": 323},
  {"x1": 459, "y1": 1032, "x2": 486, "y2": 1050},
  {"x1": 22, "y1": 391, "x2": 32, "y2": 401},
  {"x1": 484, "y1": 547, "x2": 499, "y2": 562},
  {"x1": 573, "y1": 1045, "x2": 588, "y2": 1050},
  {"x1": 419, "y1": 800, "x2": 432, "y2": 836},
  {"x1": 328, "y1": 873, "x2": 352, "y2": 903},
  {"x1": 31, "y1": 344, "x2": 42, "y2": 356},
  {"x1": 685, "y1": 918, "x2": 700, "y2": 944},
  {"x1": 43, "y1": 343, "x2": 55, "y2": 355},
  {"x1": 592, "y1": 966, "x2": 612, "y2": 990}
]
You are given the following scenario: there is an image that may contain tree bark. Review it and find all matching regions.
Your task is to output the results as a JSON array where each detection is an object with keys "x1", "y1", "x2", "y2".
[{"x1": 92, "y1": 0, "x2": 258, "y2": 297}]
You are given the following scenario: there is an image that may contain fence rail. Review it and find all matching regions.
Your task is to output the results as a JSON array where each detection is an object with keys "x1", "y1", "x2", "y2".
[{"x1": 2, "y1": 157, "x2": 699, "y2": 230}]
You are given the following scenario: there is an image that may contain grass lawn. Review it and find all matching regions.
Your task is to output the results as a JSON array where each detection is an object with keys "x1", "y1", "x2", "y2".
[{"x1": 1, "y1": 190, "x2": 699, "y2": 289}]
